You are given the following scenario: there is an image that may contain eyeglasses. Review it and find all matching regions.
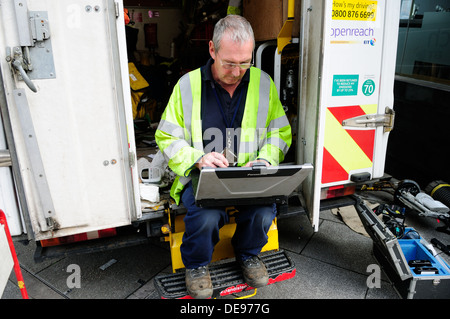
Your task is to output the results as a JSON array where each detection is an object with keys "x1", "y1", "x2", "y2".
[
  {"x1": 217, "y1": 52, "x2": 253, "y2": 70},
  {"x1": 220, "y1": 61, "x2": 253, "y2": 70}
]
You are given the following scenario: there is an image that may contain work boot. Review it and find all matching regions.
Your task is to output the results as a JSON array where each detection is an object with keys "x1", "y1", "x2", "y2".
[
  {"x1": 239, "y1": 256, "x2": 269, "y2": 288},
  {"x1": 185, "y1": 266, "x2": 213, "y2": 299}
]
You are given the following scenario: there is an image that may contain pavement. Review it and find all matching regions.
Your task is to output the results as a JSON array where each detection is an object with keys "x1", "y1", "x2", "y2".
[{"x1": 2, "y1": 190, "x2": 450, "y2": 300}]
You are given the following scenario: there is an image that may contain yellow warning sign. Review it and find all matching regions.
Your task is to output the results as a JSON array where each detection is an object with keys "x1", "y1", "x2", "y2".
[{"x1": 332, "y1": 0, "x2": 377, "y2": 21}]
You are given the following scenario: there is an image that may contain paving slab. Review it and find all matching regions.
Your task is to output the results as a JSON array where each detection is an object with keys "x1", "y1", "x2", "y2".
[
  {"x1": 247, "y1": 253, "x2": 369, "y2": 299},
  {"x1": 301, "y1": 219, "x2": 375, "y2": 275},
  {"x1": 3, "y1": 239, "x2": 171, "y2": 299},
  {"x1": 2, "y1": 191, "x2": 450, "y2": 300}
]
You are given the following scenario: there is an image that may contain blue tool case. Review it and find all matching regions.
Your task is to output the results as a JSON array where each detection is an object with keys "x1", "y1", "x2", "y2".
[{"x1": 355, "y1": 199, "x2": 450, "y2": 299}]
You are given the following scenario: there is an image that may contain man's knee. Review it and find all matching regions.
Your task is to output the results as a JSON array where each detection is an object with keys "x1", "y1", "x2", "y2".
[
  {"x1": 201, "y1": 209, "x2": 224, "y2": 230},
  {"x1": 254, "y1": 205, "x2": 276, "y2": 226},
  {"x1": 185, "y1": 208, "x2": 226, "y2": 233}
]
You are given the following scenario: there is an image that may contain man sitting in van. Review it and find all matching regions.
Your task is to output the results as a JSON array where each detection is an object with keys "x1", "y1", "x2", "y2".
[{"x1": 155, "y1": 15, "x2": 291, "y2": 299}]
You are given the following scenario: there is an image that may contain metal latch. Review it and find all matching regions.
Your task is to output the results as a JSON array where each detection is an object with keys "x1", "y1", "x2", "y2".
[
  {"x1": 129, "y1": 151, "x2": 136, "y2": 167},
  {"x1": 10, "y1": 49, "x2": 37, "y2": 92},
  {"x1": 0, "y1": 150, "x2": 11, "y2": 167},
  {"x1": 342, "y1": 107, "x2": 395, "y2": 133},
  {"x1": 6, "y1": 1, "x2": 55, "y2": 92}
]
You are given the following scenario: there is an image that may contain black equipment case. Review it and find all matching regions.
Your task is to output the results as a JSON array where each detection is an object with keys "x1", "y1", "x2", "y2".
[{"x1": 354, "y1": 197, "x2": 450, "y2": 299}]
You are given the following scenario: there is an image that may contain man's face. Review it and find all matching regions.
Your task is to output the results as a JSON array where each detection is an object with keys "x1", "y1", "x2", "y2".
[{"x1": 209, "y1": 33, "x2": 254, "y2": 87}]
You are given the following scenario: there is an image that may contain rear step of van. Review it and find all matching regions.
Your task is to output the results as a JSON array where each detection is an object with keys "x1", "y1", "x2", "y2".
[{"x1": 154, "y1": 250, "x2": 295, "y2": 299}]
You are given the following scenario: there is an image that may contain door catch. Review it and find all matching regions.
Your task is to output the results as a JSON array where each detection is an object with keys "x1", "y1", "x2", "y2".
[
  {"x1": 342, "y1": 107, "x2": 395, "y2": 133},
  {"x1": 12, "y1": 58, "x2": 37, "y2": 92}
]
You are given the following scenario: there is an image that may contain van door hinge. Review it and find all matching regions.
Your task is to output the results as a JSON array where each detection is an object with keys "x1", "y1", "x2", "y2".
[
  {"x1": 46, "y1": 217, "x2": 55, "y2": 230},
  {"x1": 114, "y1": 1, "x2": 120, "y2": 18},
  {"x1": 342, "y1": 107, "x2": 395, "y2": 133},
  {"x1": 129, "y1": 151, "x2": 136, "y2": 167}
]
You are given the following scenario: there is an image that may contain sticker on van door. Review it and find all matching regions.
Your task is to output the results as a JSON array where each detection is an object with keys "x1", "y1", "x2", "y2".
[{"x1": 322, "y1": 104, "x2": 377, "y2": 184}]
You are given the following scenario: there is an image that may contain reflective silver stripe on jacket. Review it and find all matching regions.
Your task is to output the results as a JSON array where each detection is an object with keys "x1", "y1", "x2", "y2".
[
  {"x1": 163, "y1": 139, "x2": 190, "y2": 159},
  {"x1": 179, "y1": 176, "x2": 191, "y2": 186},
  {"x1": 179, "y1": 73, "x2": 193, "y2": 146},
  {"x1": 255, "y1": 71, "x2": 271, "y2": 129},
  {"x1": 158, "y1": 119, "x2": 185, "y2": 139},
  {"x1": 239, "y1": 71, "x2": 271, "y2": 155},
  {"x1": 264, "y1": 115, "x2": 290, "y2": 154},
  {"x1": 262, "y1": 136, "x2": 289, "y2": 154},
  {"x1": 179, "y1": 72, "x2": 204, "y2": 151},
  {"x1": 268, "y1": 115, "x2": 290, "y2": 131}
]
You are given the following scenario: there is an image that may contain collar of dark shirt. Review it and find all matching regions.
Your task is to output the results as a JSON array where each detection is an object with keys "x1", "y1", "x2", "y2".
[{"x1": 201, "y1": 58, "x2": 250, "y2": 90}]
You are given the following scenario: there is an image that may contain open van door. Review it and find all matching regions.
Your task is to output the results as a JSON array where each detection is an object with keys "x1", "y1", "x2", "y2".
[
  {"x1": 297, "y1": 0, "x2": 324, "y2": 232},
  {"x1": 0, "y1": 0, "x2": 140, "y2": 241},
  {"x1": 299, "y1": 0, "x2": 400, "y2": 231}
]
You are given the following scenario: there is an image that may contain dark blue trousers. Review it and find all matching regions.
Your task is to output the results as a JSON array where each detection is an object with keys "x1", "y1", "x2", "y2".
[{"x1": 180, "y1": 181, "x2": 276, "y2": 269}]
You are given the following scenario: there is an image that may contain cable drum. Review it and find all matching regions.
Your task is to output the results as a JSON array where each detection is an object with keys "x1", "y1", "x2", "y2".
[{"x1": 425, "y1": 180, "x2": 450, "y2": 208}]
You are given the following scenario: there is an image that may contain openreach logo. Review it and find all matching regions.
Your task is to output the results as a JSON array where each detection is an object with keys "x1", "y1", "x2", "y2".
[
  {"x1": 331, "y1": 26, "x2": 374, "y2": 38},
  {"x1": 330, "y1": 26, "x2": 376, "y2": 45}
]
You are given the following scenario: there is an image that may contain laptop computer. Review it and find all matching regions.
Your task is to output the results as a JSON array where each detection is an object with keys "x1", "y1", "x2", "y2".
[{"x1": 192, "y1": 163, "x2": 313, "y2": 207}]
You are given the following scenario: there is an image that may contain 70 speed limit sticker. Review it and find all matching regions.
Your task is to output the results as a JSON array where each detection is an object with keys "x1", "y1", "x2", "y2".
[{"x1": 332, "y1": 0, "x2": 377, "y2": 21}]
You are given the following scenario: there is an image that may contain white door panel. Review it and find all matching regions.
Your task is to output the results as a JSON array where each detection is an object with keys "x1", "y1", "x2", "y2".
[{"x1": 0, "y1": 0, "x2": 139, "y2": 240}]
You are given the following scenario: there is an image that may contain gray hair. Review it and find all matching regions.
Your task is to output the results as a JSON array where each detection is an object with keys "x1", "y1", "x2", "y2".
[{"x1": 212, "y1": 15, "x2": 255, "y2": 52}]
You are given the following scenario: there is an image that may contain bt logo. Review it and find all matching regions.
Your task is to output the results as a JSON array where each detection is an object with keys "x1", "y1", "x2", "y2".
[{"x1": 364, "y1": 38, "x2": 376, "y2": 46}]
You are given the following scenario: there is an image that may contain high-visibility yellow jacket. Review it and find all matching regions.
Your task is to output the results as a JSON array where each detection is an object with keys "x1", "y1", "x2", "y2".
[{"x1": 155, "y1": 67, "x2": 292, "y2": 204}]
